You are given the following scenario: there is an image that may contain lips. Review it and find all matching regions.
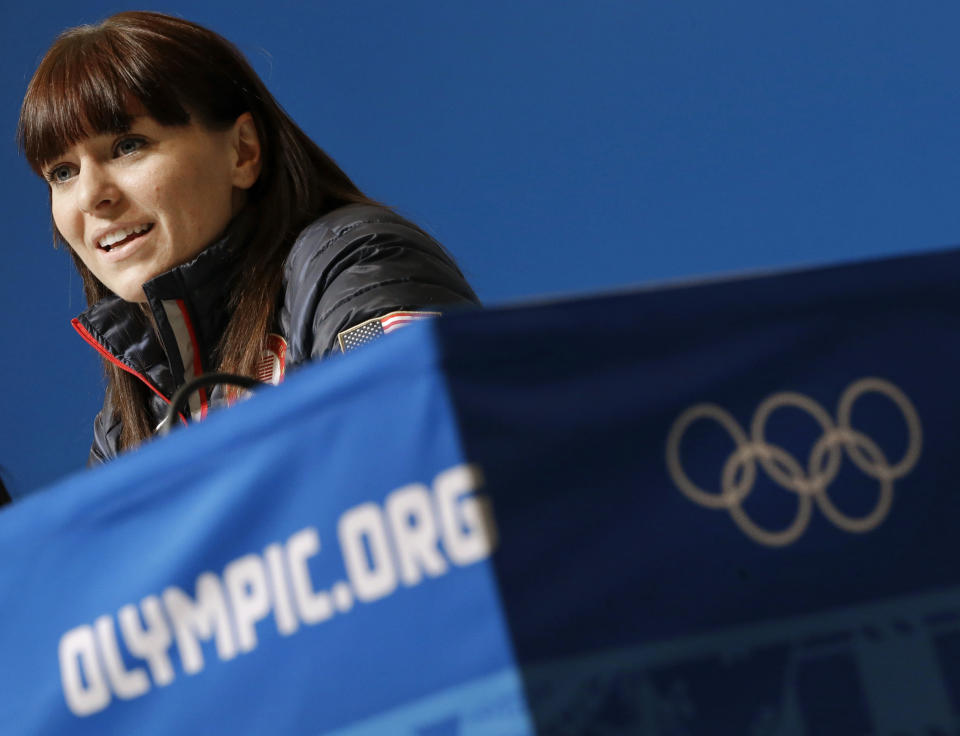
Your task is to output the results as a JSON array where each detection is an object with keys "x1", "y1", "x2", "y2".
[
  {"x1": 92, "y1": 224, "x2": 156, "y2": 265},
  {"x1": 97, "y1": 223, "x2": 154, "y2": 252}
]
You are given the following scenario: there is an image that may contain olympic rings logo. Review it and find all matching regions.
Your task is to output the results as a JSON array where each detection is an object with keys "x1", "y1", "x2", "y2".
[{"x1": 665, "y1": 378, "x2": 922, "y2": 547}]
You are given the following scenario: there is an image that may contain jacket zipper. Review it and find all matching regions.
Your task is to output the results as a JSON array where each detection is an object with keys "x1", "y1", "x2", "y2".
[{"x1": 71, "y1": 318, "x2": 188, "y2": 427}]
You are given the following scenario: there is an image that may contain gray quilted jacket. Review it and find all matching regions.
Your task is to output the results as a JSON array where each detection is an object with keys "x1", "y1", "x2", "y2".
[{"x1": 73, "y1": 204, "x2": 479, "y2": 463}]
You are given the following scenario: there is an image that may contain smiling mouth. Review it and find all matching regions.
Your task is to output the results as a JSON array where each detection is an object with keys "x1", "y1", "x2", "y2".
[{"x1": 99, "y1": 223, "x2": 154, "y2": 253}]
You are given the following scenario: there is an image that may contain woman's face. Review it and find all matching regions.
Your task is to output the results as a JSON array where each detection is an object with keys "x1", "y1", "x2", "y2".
[{"x1": 46, "y1": 113, "x2": 259, "y2": 302}]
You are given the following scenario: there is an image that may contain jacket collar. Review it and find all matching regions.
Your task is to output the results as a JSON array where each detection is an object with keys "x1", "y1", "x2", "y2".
[{"x1": 73, "y1": 213, "x2": 250, "y2": 411}]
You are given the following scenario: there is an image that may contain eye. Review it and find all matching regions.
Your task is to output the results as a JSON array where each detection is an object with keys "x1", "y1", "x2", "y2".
[
  {"x1": 113, "y1": 136, "x2": 146, "y2": 157},
  {"x1": 45, "y1": 163, "x2": 77, "y2": 185}
]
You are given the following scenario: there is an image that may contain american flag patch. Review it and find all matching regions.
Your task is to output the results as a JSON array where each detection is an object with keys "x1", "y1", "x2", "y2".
[
  {"x1": 256, "y1": 333, "x2": 287, "y2": 385},
  {"x1": 338, "y1": 311, "x2": 440, "y2": 353}
]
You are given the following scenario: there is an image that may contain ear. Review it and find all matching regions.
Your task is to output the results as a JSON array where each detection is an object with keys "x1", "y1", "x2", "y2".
[{"x1": 230, "y1": 112, "x2": 262, "y2": 190}]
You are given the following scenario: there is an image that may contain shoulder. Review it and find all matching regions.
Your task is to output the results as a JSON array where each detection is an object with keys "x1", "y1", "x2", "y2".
[
  {"x1": 283, "y1": 204, "x2": 438, "y2": 276},
  {"x1": 280, "y1": 204, "x2": 479, "y2": 361}
]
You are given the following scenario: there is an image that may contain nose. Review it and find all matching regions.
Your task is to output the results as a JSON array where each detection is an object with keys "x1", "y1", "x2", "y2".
[{"x1": 76, "y1": 161, "x2": 120, "y2": 214}]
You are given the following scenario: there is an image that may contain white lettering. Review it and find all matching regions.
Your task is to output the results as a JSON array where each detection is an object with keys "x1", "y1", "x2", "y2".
[
  {"x1": 224, "y1": 555, "x2": 271, "y2": 653},
  {"x1": 286, "y1": 528, "x2": 332, "y2": 624},
  {"x1": 339, "y1": 503, "x2": 397, "y2": 602},
  {"x1": 118, "y1": 596, "x2": 174, "y2": 687},
  {"x1": 386, "y1": 483, "x2": 448, "y2": 585},
  {"x1": 59, "y1": 625, "x2": 111, "y2": 717},
  {"x1": 162, "y1": 573, "x2": 236, "y2": 674},
  {"x1": 264, "y1": 543, "x2": 299, "y2": 635},
  {"x1": 56, "y1": 462, "x2": 496, "y2": 718},
  {"x1": 95, "y1": 615, "x2": 149, "y2": 699},
  {"x1": 435, "y1": 464, "x2": 498, "y2": 565}
]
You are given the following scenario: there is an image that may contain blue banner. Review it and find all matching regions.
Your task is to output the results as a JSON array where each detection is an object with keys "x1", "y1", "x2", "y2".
[{"x1": 2, "y1": 247, "x2": 959, "y2": 734}]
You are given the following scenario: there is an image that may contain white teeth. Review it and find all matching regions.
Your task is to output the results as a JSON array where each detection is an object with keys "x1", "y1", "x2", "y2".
[{"x1": 99, "y1": 223, "x2": 151, "y2": 249}]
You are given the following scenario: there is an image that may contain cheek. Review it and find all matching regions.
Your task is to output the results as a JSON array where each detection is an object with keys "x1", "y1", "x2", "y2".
[
  {"x1": 50, "y1": 195, "x2": 99, "y2": 274},
  {"x1": 50, "y1": 198, "x2": 79, "y2": 245},
  {"x1": 170, "y1": 164, "x2": 235, "y2": 235}
]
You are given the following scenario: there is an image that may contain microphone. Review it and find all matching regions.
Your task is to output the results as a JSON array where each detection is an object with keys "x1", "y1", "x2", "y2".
[{"x1": 157, "y1": 373, "x2": 265, "y2": 437}]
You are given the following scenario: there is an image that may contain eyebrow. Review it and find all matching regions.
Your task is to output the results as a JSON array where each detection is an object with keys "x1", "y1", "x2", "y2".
[{"x1": 42, "y1": 121, "x2": 140, "y2": 166}]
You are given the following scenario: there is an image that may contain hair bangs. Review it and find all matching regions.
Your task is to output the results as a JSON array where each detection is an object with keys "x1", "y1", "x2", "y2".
[{"x1": 17, "y1": 23, "x2": 190, "y2": 173}]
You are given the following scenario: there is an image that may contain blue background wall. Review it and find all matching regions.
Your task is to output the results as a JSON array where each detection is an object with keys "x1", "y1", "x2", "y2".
[{"x1": 3, "y1": 1, "x2": 960, "y2": 496}]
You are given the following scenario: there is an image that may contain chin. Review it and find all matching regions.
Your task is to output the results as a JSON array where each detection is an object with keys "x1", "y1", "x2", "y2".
[
  {"x1": 110, "y1": 283, "x2": 149, "y2": 303},
  {"x1": 100, "y1": 269, "x2": 154, "y2": 302},
  {"x1": 124, "y1": 289, "x2": 150, "y2": 303}
]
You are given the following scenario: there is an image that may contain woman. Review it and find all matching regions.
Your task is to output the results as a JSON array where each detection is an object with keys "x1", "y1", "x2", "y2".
[{"x1": 18, "y1": 12, "x2": 478, "y2": 464}]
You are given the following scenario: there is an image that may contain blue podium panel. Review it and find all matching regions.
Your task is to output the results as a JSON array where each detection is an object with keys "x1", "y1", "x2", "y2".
[
  {"x1": 0, "y1": 331, "x2": 524, "y2": 734},
  {"x1": 2, "y1": 246, "x2": 960, "y2": 734},
  {"x1": 437, "y1": 247, "x2": 960, "y2": 733}
]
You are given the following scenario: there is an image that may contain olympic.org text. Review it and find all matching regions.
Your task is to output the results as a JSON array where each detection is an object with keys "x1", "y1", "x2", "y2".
[{"x1": 58, "y1": 463, "x2": 496, "y2": 717}]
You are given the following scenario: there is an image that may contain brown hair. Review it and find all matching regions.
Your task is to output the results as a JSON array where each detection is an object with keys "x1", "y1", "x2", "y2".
[{"x1": 18, "y1": 11, "x2": 376, "y2": 451}]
